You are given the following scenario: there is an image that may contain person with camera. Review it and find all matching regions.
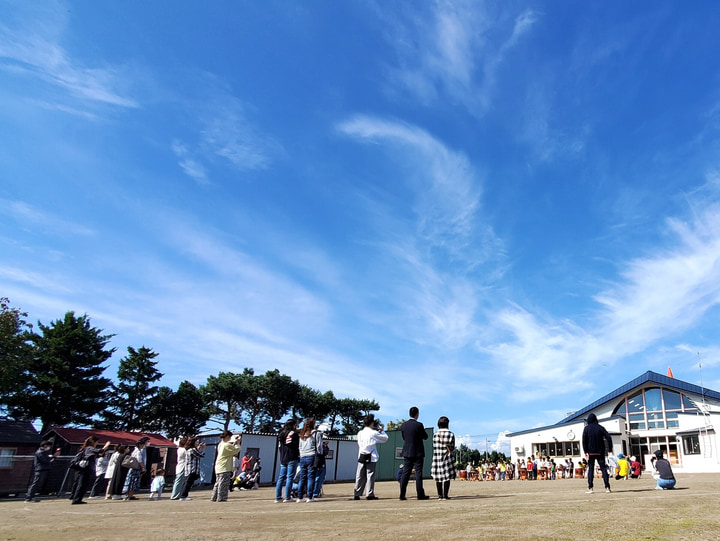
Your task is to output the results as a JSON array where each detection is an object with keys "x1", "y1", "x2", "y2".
[
  {"x1": 211, "y1": 431, "x2": 241, "y2": 502},
  {"x1": 353, "y1": 414, "x2": 388, "y2": 501}
]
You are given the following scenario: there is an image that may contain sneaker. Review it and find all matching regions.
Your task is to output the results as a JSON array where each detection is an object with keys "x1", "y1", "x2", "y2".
[
  {"x1": 306, "y1": 498, "x2": 315, "y2": 503},
  {"x1": 297, "y1": 498, "x2": 303, "y2": 503},
  {"x1": 274, "y1": 499, "x2": 282, "y2": 503},
  {"x1": 655, "y1": 486, "x2": 663, "y2": 490},
  {"x1": 585, "y1": 489, "x2": 594, "y2": 494},
  {"x1": 605, "y1": 488, "x2": 611, "y2": 493},
  {"x1": 282, "y1": 498, "x2": 293, "y2": 503},
  {"x1": 180, "y1": 497, "x2": 192, "y2": 501}
]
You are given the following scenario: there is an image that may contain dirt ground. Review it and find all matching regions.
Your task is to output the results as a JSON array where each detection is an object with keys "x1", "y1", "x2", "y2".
[{"x1": 1, "y1": 474, "x2": 719, "y2": 541}]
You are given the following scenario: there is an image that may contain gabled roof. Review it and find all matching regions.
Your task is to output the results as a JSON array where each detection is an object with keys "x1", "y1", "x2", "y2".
[
  {"x1": 558, "y1": 371, "x2": 720, "y2": 426},
  {"x1": 45, "y1": 427, "x2": 174, "y2": 448},
  {"x1": 0, "y1": 419, "x2": 41, "y2": 444}
]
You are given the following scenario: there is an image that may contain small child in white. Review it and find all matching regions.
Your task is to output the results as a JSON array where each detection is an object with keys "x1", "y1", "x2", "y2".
[{"x1": 149, "y1": 468, "x2": 165, "y2": 500}]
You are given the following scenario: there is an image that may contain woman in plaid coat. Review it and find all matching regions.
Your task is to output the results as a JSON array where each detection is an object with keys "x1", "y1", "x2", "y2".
[{"x1": 430, "y1": 416, "x2": 456, "y2": 500}]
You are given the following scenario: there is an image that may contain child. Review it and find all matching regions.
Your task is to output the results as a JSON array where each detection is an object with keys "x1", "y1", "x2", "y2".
[{"x1": 149, "y1": 468, "x2": 165, "y2": 500}]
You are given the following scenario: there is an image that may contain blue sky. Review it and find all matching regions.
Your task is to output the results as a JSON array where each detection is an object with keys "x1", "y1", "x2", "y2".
[{"x1": 2, "y1": 1, "x2": 720, "y2": 452}]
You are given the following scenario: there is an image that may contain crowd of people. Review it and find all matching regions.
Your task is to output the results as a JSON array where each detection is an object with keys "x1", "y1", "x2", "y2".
[{"x1": 25, "y1": 411, "x2": 677, "y2": 503}]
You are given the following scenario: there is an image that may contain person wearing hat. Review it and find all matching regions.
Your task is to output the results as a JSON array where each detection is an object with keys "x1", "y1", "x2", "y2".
[
  {"x1": 615, "y1": 453, "x2": 629, "y2": 480},
  {"x1": 123, "y1": 437, "x2": 150, "y2": 500},
  {"x1": 650, "y1": 450, "x2": 676, "y2": 490},
  {"x1": 630, "y1": 456, "x2": 642, "y2": 478},
  {"x1": 25, "y1": 440, "x2": 60, "y2": 502}
]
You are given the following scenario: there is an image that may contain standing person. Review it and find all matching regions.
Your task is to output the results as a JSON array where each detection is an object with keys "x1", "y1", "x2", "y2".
[
  {"x1": 431, "y1": 416, "x2": 456, "y2": 500},
  {"x1": 297, "y1": 418, "x2": 322, "y2": 503},
  {"x1": 399, "y1": 406, "x2": 429, "y2": 501},
  {"x1": 313, "y1": 440, "x2": 329, "y2": 499},
  {"x1": 70, "y1": 436, "x2": 111, "y2": 505},
  {"x1": 275, "y1": 419, "x2": 300, "y2": 503},
  {"x1": 123, "y1": 437, "x2": 150, "y2": 501},
  {"x1": 170, "y1": 436, "x2": 188, "y2": 500},
  {"x1": 651, "y1": 450, "x2": 676, "y2": 490},
  {"x1": 105, "y1": 445, "x2": 128, "y2": 500},
  {"x1": 353, "y1": 414, "x2": 388, "y2": 501},
  {"x1": 581, "y1": 413, "x2": 612, "y2": 494},
  {"x1": 25, "y1": 440, "x2": 60, "y2": 502},
  {"x1": 211, "y1": 431, "x2": 241, "y2": 502},
  {"x1": 179, "y1": 437, "x2": 206, "y2": 501},
  {"x1": 89, "y1": 452, "x2": 109, "y2": 498}
]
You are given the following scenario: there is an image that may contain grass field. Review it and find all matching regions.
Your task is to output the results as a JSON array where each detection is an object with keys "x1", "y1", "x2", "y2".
[{"x1": 1, "y1": 473, "x2": 719, "y2": 540}]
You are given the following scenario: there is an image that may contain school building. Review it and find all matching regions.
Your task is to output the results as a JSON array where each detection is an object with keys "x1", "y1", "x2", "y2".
[{"x1": 508, "y1": 370, "x2": 720, "y2": 472}]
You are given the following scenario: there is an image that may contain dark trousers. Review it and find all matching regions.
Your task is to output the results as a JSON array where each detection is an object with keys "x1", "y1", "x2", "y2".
[
  {"x1": 587, "y1": 455, "x2": 610, "y2": 490},
  {"x1": 90, "y1": 474, "x2": 108, "y2": 497},
  {"x1": 27, "y1": 469, "x2": 49, "y2": 500},
  {"x1": 435, "y1": 480, "x2": 450, "y2": 499},
  {"x1": 399, "y1": 456, "x2": 425, "y2": 499},
  {"x1": 70, "y1": 469, "x2": 92, "y2": 503},
  {"x1": 181, "y1": 472, "x2": 199, "y2": 499}
]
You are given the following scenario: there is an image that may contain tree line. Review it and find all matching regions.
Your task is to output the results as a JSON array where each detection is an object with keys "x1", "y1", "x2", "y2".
[{"x1": 0, "y1": 297, "x2": 379, "y2": 438}]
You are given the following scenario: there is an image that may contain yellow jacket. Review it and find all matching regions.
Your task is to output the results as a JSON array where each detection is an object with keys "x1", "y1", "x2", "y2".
[{"x1": 215, "y1": 440, "x2": 241, "y2": 474}]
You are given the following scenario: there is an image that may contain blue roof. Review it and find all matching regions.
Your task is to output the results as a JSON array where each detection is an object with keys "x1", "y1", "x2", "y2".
[
  {"x1": 557, "y1": 370, "x2": 720, "y2": 426},
  {"x1": 508, "y1": 371, "x2": 720, "y2": 438}
]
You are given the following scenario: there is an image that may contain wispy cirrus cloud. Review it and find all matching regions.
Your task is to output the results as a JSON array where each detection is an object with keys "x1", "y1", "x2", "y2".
[
  {"x1": 0, "y1": 198, "x2": 95, "y2": 237},
  {"x1": 171, "y1": 89, "x2": 282, "y2": 182},
  {"x1": 338, "y1": 115, "x2": 499, "y2": 349},
  {"x1": 485, "y1": 187, "x2": 720, "y2": 401},
  {"x1": 0, "y1": 2, "x2": 138, "y2": 110},
  {"x1": 383, "y1": 1, "x2": 537, "y2": 115},
  {"x1": 171, "y1": 141, "x2": 209, "y2": 185}
]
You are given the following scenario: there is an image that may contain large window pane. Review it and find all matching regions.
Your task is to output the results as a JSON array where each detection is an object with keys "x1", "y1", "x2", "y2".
[
  {"x1": 647, "y1": 412, "x2": 665, "y2": 429},
  {"x1": 644, "y1": 388, "x2": 663, "y2": 411},
  {"x1": 663, "y1": 390, "x2": 682, "y2": 410},
  {"x1": 629, "y1": 413, "x2": 646, "y2": 430},
  {"x1": 564, "y1": 442, "x2": 573, "y2": 456},
  {"x1": 627, "y1": 391, "x2": 644, "y2": 413},
  {"x1": 683, "y1": 395, "x2": 698, "y2": 411},
  {"x1": 666, "y1": 411, "x2": 679, "y2": 428},
  {"x1": 683, "y1": 435, "x2": 701, "y2": 455}
]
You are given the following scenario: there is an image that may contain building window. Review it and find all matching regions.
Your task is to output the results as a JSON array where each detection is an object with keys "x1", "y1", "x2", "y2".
[
  {"x1": 0, "y1": 448, "x2": 15, "y2": 468},
  {"x1": 682, "y1": 435, "x2": 701, "y2": 455}
]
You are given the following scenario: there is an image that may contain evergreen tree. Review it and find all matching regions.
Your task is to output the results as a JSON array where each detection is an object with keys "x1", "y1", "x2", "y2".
[
  {"x1": 99, "y1": 346, "x2": 162, "y2": 431},
  {"x1": 150, "y1": 381, "x2": 209, "y2": 438},
  {"x1": 0, "y1": 298, "x2": 34, "y2": 414},
  {"x1": 6, "y1": 311, "x2": 114, "y2": 433}
]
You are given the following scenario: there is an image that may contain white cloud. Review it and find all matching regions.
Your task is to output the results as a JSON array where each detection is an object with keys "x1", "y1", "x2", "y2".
[
  {"x1": 0, "y1": 198, "x2": 95, "y2": 237},
  {"x1": 171, "y1": 141, "x2": 209, "y2": 184},
  {"x1": 384, "y1": 2, "x2": 537, "y2": 116},
  {"x1": 0, "y1": 3, "x2": 138, "y2": 109}
]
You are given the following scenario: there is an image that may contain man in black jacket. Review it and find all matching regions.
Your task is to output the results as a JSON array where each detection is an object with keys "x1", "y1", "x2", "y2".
[
  {"x1": 399, "y1": 406, "x2": 429, "y2": 500},
  {"x1": 581, "y1": 413, "x2": 613, "y2": 494},
  {"x1": 26, "y1": 440, "x2": 60, "y2": 502}
]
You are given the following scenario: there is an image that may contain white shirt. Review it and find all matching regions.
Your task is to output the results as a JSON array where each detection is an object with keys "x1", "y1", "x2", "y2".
[{"x1": 357, "y1": 427, "x2": 388, "y2": 462}]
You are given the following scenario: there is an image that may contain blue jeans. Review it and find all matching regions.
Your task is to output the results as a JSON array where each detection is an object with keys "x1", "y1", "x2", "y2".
[
  {"x1": 275, "y1": 460, "x2": 298, "y2": 500},
  {"x1": 657, "y1": 477, "x2": 676, "y2": 489},
  {"x1": 297, "y1": 456, "x2": 316, "y2": 500},
  {"x1": 313, "y1": 464, "x2": 326, "y2": 498}
]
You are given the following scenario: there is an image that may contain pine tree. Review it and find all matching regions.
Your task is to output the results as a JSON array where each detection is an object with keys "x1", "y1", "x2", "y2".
[{"x1": 99, "y1": 346, "x2": 162, "y2": 431}]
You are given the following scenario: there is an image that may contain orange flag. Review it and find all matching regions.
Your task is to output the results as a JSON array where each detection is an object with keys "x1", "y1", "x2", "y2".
[{"x1": 667, "y1": 366, "x2": 674, "y2": 378}]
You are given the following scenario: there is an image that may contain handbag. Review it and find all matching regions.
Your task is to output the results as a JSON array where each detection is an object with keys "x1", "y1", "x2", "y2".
[
  {"x1": 122, "y1": 455, "x2": 141, "y2": 470},
  {"x1": 70, "y1": 451, "x2": 89, "y2": 470},
  {"x1": 358, "y1": 453, "x2": 372, "y2": 464}
]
